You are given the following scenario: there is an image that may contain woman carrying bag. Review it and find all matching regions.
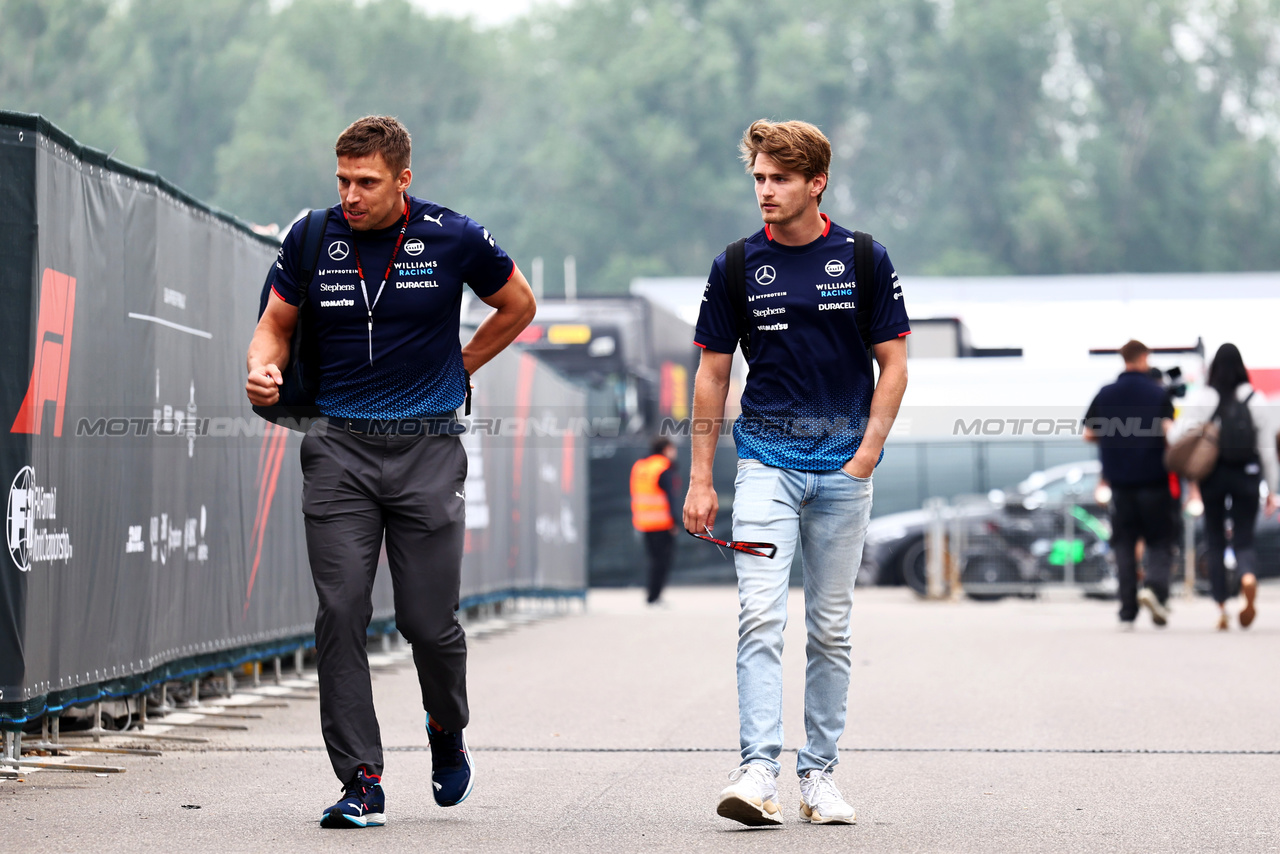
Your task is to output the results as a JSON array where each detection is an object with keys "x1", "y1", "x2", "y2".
[{"x1": 1170, "y1": 343, "x2": 1279, "y2": 630}]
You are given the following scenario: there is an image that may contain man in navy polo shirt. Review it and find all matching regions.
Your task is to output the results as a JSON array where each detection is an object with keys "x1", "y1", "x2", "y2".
[
  {"x1": 245, "y1": 116, "x2": 535, "y2": 828},
  {"x1": 1084, "y1": 340, "x2": 1177, "y2": 629},
  {"x1": 684, "y1": 119, "x2": 909, "y2": 827}
]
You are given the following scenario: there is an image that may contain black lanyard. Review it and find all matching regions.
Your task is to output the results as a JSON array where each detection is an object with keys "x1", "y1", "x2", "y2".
[{"x1": 344, "y1": 195, "x2": 410, "y2": 364}]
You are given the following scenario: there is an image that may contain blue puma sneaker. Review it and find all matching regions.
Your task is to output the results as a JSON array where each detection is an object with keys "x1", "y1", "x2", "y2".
[
  {"x1": 320, "y1": 766, "x2": 386, "y2": 828},
  {"x1": 427, "y1": 715, "x2": 474, "y2": 806}
]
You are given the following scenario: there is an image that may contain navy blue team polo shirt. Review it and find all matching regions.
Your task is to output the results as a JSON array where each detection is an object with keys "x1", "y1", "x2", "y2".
[
  {"x1": 1084, "y1": 371, "x2": 1175, "y2": 486},
  {"x1": 272, "y1": 196, "x2": 513, "y2": 419},
  {"x1": 695, "y1": 214, "x2": 911, "y2": 471}
]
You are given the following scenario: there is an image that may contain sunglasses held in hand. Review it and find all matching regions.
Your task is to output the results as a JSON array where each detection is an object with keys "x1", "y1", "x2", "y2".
[{"x1": 687, "y1": 527, "x2": 778, "y2": 559}]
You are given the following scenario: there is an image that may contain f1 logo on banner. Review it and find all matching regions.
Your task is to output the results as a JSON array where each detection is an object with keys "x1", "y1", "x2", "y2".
[{"x1": 11, "y1": 268, "x2": 77, "y2": 437}]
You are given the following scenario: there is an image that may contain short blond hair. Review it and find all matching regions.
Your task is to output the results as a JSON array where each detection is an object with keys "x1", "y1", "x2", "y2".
[{"x1": 740, "y1": 119, "x2": 831, "y2": 204}]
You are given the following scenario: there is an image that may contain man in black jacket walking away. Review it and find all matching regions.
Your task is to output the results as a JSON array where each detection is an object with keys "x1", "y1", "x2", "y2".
[{"x1": 1085, "y1": 340, "x2": 1176, "y2": 629}]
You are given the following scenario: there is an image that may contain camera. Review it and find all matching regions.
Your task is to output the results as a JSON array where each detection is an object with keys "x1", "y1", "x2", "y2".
[{"x1": 1146, "y1": 365, "x2": 1187, "y2": 399}]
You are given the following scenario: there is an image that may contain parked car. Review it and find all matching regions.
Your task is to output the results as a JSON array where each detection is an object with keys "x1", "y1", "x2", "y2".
[
  {"x1": 862, "y1": 458, "x2": 1280, "y2": 599},
  {"x1": 956, "y1": 469, "x2": 1114, "y2": 600}
]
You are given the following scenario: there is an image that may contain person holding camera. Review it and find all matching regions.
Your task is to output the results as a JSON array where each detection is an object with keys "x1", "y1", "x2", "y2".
[{"x1": 1084, "y1": 340, "x2": 1176, "y2": 629}]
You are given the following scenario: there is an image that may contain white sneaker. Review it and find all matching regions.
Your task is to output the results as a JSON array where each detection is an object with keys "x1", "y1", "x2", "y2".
[
  {"x1": 799, "y1": 768, "x2": 856, "y2": 824},
  {"x1": 1137, "y1": 589, "x2": 1169, "y2": 627},
  {"x1": 716, "y1": 763, "x2": 783, "y2": 826}
]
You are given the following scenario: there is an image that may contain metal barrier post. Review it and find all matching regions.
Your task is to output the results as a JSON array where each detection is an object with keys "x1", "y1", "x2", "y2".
[
  {"x1": 1184, "y1": 506, "x2": 1196, "y2": 598},
  {"x1": 28, "y1": 706, "x2": 160, "y2": 758},
  {"x1": 925, "y1": 497, "x2": 947, "y2": 600},
  {"x1": 947, "y1": 508, "x2": 965, "y2": 601},
  {"x1": 294, "y1": 646, "x2": 304, "y2": 677},
  {"x1": 1063, "y1": 498, "x2": 1076, "y2": 588},
  {"x1": 156, "y1": 682, "x2": 174, "y2": 714}
]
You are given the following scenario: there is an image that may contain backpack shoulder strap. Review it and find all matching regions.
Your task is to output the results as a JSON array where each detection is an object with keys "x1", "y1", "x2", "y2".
[
  {"x1": 1208, "y1": 386, "x2": 1249, "y2": 425},
  {"x1": 287, "y1": 208, "x2": 329, "y2": 392},
  {"x1": 295, "y1": 208, "x2": 330, "y2": 299},
  {"x1": 852, "y1": 230, "x2": 874, "y2": 353},
  {"x1": 724, "y1": 238, "x2": 750, "y2": 359}
]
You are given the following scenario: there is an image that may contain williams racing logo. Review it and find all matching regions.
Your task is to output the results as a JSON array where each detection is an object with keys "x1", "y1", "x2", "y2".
[{"x1": 7, "y1": 466, "x2": 73, "y2": 571}]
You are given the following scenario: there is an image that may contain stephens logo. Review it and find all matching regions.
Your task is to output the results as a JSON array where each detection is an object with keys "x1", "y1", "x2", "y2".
[
  {"x1": 825, "y1": 260, "x2": 846, "y2": 277},
  {"x1": 404, "y1": 238, "x2": 425, "y2": 256},
  {"x1": 7, "y1": 466, "x2": 72, "y2": 571},
  {"x1": 327, "y1": 241, "x2": 350, "y2": 261}
]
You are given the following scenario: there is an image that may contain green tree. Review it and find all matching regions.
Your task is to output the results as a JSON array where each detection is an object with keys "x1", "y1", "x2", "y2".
[
  {"x1": 114, "y1": 0, "x2": 268, "y2": 201},
  {"x1": 213, "y1": 0, "x2": 490, "y2": 226},
  {"x1": 7, "y1": 0, "x2": 1280, "y2": 278},
  {"x1": 0, "y1": 0, "x2": 146, "y2": 162}
]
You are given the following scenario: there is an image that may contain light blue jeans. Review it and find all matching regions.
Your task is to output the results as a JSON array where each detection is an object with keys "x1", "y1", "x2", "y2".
[{"x1": 731, "y1": 458, "x2": 873, "y2": 777}]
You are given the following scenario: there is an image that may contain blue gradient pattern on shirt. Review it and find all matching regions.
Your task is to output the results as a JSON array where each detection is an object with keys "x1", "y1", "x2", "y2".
[
  {"x1": 272, "y1": 197, "x2": 512, "y2": 419},
  {"x1": 693, "y1": 218, "x2": 910, "y2": 471}
]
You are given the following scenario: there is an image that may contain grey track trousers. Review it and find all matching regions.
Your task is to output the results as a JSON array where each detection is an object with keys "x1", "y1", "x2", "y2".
[{"x1": 300, "y1": 423, "x2": 469, "y2": 785}]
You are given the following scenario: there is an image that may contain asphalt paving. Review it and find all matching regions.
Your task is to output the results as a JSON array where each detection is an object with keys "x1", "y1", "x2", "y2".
[{"x1": 4, "y1": 584, "x2": 1279, "y2": 853}]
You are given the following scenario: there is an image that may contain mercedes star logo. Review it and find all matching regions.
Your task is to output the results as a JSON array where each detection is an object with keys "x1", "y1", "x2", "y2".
[
  {"x1": 754, "y1": 265, "x2": 777, "y2": 285},
  {"x1": 328, "y1": 241, "x2": 350, "y2": 261}
]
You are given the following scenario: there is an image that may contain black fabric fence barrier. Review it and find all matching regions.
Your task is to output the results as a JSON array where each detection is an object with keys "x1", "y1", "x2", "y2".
[{"x1": 0, "y1": 112, "x2": 586, "y2": 727}]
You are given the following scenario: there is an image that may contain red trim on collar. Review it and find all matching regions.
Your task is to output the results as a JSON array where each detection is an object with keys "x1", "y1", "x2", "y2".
[{"x1": 764, "y1": 213, "x2": 830, "y2": 242}]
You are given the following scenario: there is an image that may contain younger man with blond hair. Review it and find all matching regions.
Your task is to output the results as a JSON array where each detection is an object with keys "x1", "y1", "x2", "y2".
[{"x1": 684, "y1": 120, "x2": 910, "y2": 826}]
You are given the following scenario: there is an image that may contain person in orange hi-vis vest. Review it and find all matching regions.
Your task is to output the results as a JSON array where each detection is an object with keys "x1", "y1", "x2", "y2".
[{"x1": 631, "y1": 437, "x2": 681, "y2": 604}]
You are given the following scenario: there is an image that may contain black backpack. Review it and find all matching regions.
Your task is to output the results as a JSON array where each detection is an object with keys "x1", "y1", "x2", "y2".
[
  {"x1": 252, "y1": 208, "x2": 329, "y2": 428},
  {"x1": 724, "y1": 230, "x2": 877, "y2": 365},
  {"x1": 1215, "y1": 388, "x2": 1257, "y2": 465}
]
